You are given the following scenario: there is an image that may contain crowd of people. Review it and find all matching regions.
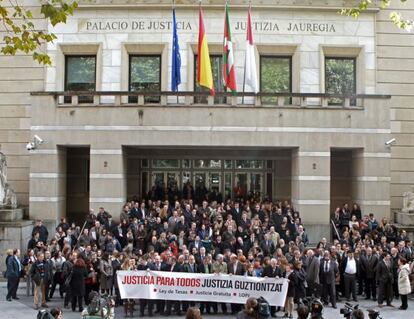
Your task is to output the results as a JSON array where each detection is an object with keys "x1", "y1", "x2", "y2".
[{"x1": 4, "y1": 198, "x2": 414, "y2": 318}]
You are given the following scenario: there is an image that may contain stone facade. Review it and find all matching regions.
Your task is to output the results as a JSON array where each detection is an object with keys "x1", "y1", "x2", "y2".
[{"x1": 0, "y1": 0, "x2": 412, "y2": 244}]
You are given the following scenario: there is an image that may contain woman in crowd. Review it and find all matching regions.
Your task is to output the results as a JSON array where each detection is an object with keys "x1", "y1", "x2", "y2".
[
  {"x1": 284, "y1": 263, "x2": 296, "y2": 319},
  {"x1": 84, "y1": 257, "x2": 98, "y2": 305},
  {"x1": 22, "y1": 248, "x2": 36, "y2": 296},
  {"x1": 50, "y1": 250, "x2": 66, "y2": 299},
  {"x1": 398, "y1": 257, "x2": 411, "y2": 310},
  {"x1": 121, "y1": 257, "x2": 136, "y2": 317},
  {"x1": 99, "y1": 252, "x2": 113, "y2": 296},
  {"x1": 293, "y1": 261, "x2": 306, "y2": 304},
  {"x1": 70, "y1": 257, "x2": 88, "y2": 312}
]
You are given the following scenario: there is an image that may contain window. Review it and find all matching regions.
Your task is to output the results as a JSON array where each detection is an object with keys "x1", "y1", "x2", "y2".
[
  {"x1": 260, "y1": 56, "x2": 292, "y2": 105},
  {"x1": 64, "y1": 55, "x2": 96, "y2": 103},
  {"x1": 194, "y1": 55, "x2": 225, "y2": 104},
  {"x1": 325, "y1": 57, "x2": 356, "y2": 105},
  {"x1": 129, "y1": 55, "x2": 161, "y2": 103}
]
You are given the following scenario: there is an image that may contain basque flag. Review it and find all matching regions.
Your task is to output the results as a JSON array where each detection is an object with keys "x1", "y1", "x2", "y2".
[{"x1": 171, "y1": 7, "x2": 181, "y2": 92}]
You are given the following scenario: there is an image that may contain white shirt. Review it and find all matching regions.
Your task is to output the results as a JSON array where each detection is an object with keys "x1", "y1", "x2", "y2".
[{"x1": 345, "y1": 258, "x2": 357, "y2": 274}]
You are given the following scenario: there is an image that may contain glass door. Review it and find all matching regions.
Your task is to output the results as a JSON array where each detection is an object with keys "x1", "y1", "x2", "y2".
[
  {"x1": 234, "y1": 172, "x2": 263, "y2": 200},
  {"x1": 151, "y1": 171, "x2": 180, "y2": 201}
]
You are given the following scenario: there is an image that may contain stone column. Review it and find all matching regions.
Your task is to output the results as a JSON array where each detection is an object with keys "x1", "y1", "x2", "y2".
[
  {"x1": 351, "y1": 149, "x2": 391, "y2": 219},
  {"x1": 89, "y1": 148, "x2": 127, "y2": 221},
  {"x1": 291, "y1": 149, "x2": 331, "y2": 243},
  {"x1": 29, "y1": 147, "x2": 66, "y2": 230}
]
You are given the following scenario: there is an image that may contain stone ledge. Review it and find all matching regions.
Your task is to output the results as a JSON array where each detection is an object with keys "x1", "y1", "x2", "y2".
[{"x1": 0, "y1": 208, "x2": 24, "y2": 222}]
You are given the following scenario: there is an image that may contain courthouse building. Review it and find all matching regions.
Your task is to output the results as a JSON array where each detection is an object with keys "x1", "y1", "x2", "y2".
[{"x1": 0, "y1": 0, "x2": 413, "y2": 244}]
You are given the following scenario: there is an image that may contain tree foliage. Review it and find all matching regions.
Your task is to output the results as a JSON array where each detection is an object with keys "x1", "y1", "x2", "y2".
[
  {"x1": 0, "y1": 0, "x2": 77, "y2": 64},
  {"x1": 341, "y1": 0, "x2": 413, "y2": 31}
]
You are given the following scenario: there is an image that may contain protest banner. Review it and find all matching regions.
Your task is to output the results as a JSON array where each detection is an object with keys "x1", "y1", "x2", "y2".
[{"x1": 117, "y1": 270, "x2": 289, "y2": 306}]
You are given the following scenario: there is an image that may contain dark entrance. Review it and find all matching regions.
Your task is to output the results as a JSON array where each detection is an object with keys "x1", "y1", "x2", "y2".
[{"x1": 66, "y1": 147, "x2": 90, "y2": 224}]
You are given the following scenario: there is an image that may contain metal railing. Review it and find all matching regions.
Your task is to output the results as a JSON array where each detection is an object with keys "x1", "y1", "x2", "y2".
[{"x1": 31, "y1": 91, "x2": 391, "y2": 108}]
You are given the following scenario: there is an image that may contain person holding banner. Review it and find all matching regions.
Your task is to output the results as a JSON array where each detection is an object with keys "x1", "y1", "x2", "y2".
[
  {"x1": 121, "y1": 258, "x2": 136, "y2": 317},
  {"x1": 136, "y1": 257, "x2": 153, "y2": 317},
  {"x1": 182, "y1": 255, "x2": 198, "y2": 312},
  {"x1": 198, "y1": 255, "x2": 213, "y2": 315},
  {"x1": 262, "y1": 258, "x2": 282, "y2": 317},
  {"x1": 165, "y1": 255, "x2": 183, "y2": 316},
  {"x1": 212, "y1": 254, "x2": 228, "y2": 314},
  {"x1": 228, "y1": 254, "x2": 245, "y2": 314}
]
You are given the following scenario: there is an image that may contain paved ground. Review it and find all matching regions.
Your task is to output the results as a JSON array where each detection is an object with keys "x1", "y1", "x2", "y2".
[{"x1": 0, "y1": 281, "x2": 413, "y2": 318}]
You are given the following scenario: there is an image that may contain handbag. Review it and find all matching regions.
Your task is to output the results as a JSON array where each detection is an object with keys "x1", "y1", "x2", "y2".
[{"x1": 64, "y1": 270, "x2": 73, "y2": 287}]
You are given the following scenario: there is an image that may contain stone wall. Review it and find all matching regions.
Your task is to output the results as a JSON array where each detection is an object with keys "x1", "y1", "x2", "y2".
[
  {"x1": 0, "y1": 1, "x2": 46, "y2": 207},
  {"x1": 376, "y1": 3, "x2": 414, "y2": 214}
]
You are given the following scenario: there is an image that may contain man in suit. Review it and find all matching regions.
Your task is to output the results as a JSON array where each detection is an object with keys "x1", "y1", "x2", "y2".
[
  {"x1": 149, "y1": 255, "x2": 166, "y2": 315},
  {"x1": 138, "y1": 202, "x2": 148, "y2": 221},
  {"x1": 195, "y1": 247, "x2": 207, "y2": 266},
  {"x1": 262, "y1": 258, "x2": 282, "y2": 317},
  {"x1": 199, "y1": 255, "x2": 213, "y2": 314},
  {"x1": 137, "y1": 257, "x2": 153, "y2": 317},
  {"x1": 341, "y1": 250, "x2": 358, "y2": 302},
  {"x1": 164, "y1": 256, "x2": 184, "y2": 316},
  {"x1": 6, "y1": 249, "x2": 22, "y2": 301},
  {"x1": 227, "y1": 254, "x2": 245, "y2": 314},
  {"x1": 260, "y1": 233, "x2": 276, "y2": 257},
  {"x1": 320, "y1": 251, "x2": 338, "y2": 308},
  {"x1": 360, "y1": 247, "x2": 378, "y2": 300},
  {"x1": 305, "y1": 249, "x2": 320, "y2": 297},
  {"x1": 377, "y1": 252, "x2": 394, "y2": 307},
  {"x1": 390, "y1": 247, "x2": 400, "y2": 299},
  {"x1": 182, "y1": 255, "x2": 198, "y2": 312},
  {"x1": 231, "y1": 202, "x2": 242, "y2": 224}
]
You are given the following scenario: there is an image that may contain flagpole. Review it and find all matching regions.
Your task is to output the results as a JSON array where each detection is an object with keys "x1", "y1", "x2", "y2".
[
  {"x1": 172, "y1": 0, "x2": 179, "y2": 104},
  {"x1": 242, "y1": 1, "x2": 251, "y2": 105},
  {"x1": 223, "y1": 0, "x2": 226, "y2": 97}
]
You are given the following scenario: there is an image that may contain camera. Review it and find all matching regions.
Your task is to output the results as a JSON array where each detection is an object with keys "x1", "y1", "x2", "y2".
[
  {"x1": 26, "y1": 142, "x2": 35, "y2": 151},
  {"x1": 339, "y1": 302, "x2": 358, "y2": 319},
  {"x1": 385, "y1": 138, "x2": 396, "y2": 146},
  {"x1": 367, "y1": 309, "x2": 382, "y2": 319},
  {"x1": 301, "y1": 297, "x2": 324, "y2": 319}
]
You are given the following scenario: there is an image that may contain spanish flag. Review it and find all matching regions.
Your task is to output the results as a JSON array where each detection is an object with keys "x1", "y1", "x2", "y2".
[{"x1": 197, "y1": 6, "x2": 214, "y2": 95}]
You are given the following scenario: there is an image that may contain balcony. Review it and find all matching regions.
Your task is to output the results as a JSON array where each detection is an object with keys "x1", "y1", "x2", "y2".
[{"x1": 31, "y1": 91, "x2": 390, "y2": 109}]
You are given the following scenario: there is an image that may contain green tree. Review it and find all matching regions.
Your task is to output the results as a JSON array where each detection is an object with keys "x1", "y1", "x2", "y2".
[
  {"x1": 341, "y1": 0, "x2": 413, "y2": 30},
  {"x1": 0, "y1": 0, "x2": 77, "y2": 64}
]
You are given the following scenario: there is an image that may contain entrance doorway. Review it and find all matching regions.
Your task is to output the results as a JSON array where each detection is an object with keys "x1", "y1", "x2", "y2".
[
  {"x1": 66, "y1": 147, "x2": 90, "y2": 224},
  {"x1": 125, "y1": 147, "x2": 293, "y2": 204}
]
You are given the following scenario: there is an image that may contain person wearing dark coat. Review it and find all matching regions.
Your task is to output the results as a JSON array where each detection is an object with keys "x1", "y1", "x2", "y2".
[
  {"x1": 182, "y1": 255, "x2": 198, "y2": 312},
  {"x1": 30, "y1": 252, "x2": 52, "y2": 309},
  {"x1": 293, "y1": 261, "x2": 306, "y2": 304},
  {"x1": 164, "y1": 256, "x2": 184, "y2": 316},
  {"x1": 284, "y1": 264, "x2": 296, "y2": 318},
  {"x1": 262, "y1": 258, "x2": 283, "y2": 317},
  {"x1": 6, "y1": 249, "x2": 22, "y2": 301},
  {"x1": 319, "y1": 251, "x2": 338, "y2": 308},
  {"x1": 32, "y1": 220, "x2": 49, "y2": 244},
  {"x1": 360, "y1": 247, "x2": 378, "y2": 300},
  {"x1": 199, "y1": 256, "x2": 213, "y2": 315},
  {"x1": 377, "y1": 252, "x2": 394, "y2": 307},
  {"x1": 227, "y1": 254, "x2": 245, "y2": 314},
  {"x1": 70, "y1": 258, "x2": 88, "y2": 312}
]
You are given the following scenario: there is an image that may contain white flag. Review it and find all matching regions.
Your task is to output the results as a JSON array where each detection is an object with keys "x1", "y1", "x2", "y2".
[{"x1": 244, "y1": 6, "x2": 258, "y2": 93}]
